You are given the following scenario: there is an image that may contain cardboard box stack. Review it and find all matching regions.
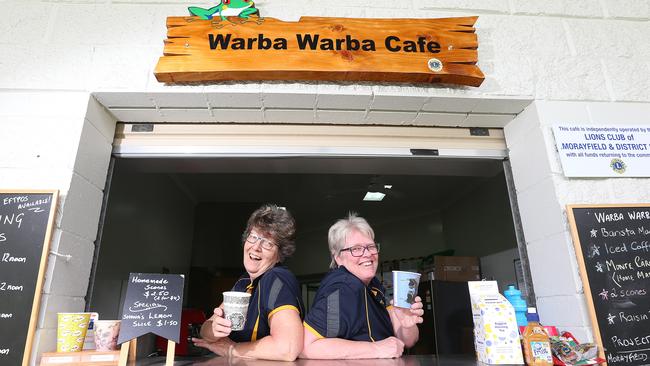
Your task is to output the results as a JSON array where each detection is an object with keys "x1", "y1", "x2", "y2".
[
  {"x1": 422, "y1": 256, "x2": 481, "y2": 282},
  {"x1": 468, "y1": 281, "x2": 523, "y2": 365},
  {"x1": 382, "y1": 255, "x2": 481, "y2": 298}
]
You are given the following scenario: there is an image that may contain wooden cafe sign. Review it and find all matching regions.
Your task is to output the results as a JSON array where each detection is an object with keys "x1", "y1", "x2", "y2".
[{"x1": 154, "y1": 1, "x2": 485, "y2": 86}]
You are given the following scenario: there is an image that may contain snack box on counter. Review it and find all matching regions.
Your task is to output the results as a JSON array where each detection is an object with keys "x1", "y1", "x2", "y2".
[{"x1": 468, "y1": 281, "x2": 523, "y2": 365}]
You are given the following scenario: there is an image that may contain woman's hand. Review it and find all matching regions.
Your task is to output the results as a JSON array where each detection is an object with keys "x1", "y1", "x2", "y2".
[
  {"x1": 191, "y1": 337, "x2": 235, "y2": 357},
  {"x1": 392, "y1": 296, "x2": 424, "y2": 329},
  {"x1": 201, "y1": 307, "x2": 233, "y2": 341}
]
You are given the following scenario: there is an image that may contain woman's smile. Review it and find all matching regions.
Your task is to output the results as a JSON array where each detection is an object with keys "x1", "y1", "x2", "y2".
[{"x1": 243, "y1": 230, "x2": 279, "y2": 279}]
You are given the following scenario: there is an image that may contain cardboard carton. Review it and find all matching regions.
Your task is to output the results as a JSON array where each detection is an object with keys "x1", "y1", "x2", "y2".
[
  {"x1": 421, "y1": 256, "x2": 481, "y2": 282},
  {"x1": 468, "y1": 281, "x2": 523, "y2": 364}
]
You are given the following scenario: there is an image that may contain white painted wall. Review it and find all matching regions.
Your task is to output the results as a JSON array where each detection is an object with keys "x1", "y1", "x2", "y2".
[
  {"x1": 505, "y1": 100, "x2": 650, "y2": 342},
  {"x1": 1, "y1": 0, "x2": 649, "y2": 363},
  {"x1": 1, "y1": 1, "x2": 648, "y2": 108},
  {"x1": 0, "y1": 93, "x2": 116, "y2": 362}
]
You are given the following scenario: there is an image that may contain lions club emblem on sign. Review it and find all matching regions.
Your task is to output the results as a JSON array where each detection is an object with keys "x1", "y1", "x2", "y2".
[{"x1": 610, "y1": 158, "x2": 626, "y2": 174}]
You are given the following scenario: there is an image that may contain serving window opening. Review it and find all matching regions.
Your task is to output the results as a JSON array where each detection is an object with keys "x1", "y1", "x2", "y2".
[{"x1": 87, "y1": 123, "x2": 530, "y2": 357}]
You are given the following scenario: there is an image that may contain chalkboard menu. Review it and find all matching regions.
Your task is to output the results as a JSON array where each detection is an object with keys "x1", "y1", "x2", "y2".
[
  {"x1": 568, "y1": 204, "x2": 650, "y2": 366},
  {"x1": 0, "y1": 190, "x2": 58, "y2": 366},
  {"x1": 118, "y1": 273, "x2": 184, "y2": 344}
]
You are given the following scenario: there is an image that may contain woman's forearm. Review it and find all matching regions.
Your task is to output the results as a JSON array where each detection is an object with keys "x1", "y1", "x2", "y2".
[
  {"x1": 233, "y1": 309, "x2": 303, "y2": 361},
  {"x1": 300, "y1": 337, "x2": 381, "y2": 359},
  {"x1": 232, "y1": 333, "x2": 301, "y2": 361},
  {"x1": 301, "y1": 329, "x2": 404, "y2": 360},
  {"x1": 388, "y1": 309, "x2": 419, "y2": 348},
  {"x1": 394, "y1": 326, "x2": 419, "y2": 348}
]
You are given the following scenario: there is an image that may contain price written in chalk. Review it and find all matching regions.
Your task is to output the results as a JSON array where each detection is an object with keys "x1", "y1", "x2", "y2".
[
  {"x1": 130, "y1": 320, "x2": 179, "y2": 328},
  {"x1": 142, "y1": 291, "x2": 181, "y2": 302},
  {"x1": 117, "y1": 273, "x2": 184, "y2": 344}
]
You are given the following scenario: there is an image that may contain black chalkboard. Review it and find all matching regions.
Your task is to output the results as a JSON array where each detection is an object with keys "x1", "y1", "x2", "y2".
[
  {"x1": 568, "y1": 204, "x2": 650, "y2": 366},
  {"x1": 118, "y1": 273, "x2": 184, "y2": 344},
  {"x1": 0, "y1": 190, "x2": 58, "y2": 366}
]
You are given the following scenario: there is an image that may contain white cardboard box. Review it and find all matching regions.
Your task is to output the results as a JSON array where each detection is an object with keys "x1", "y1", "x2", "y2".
[{"x1": 468, "y1": 281, "x2": 524, "y2": 364}]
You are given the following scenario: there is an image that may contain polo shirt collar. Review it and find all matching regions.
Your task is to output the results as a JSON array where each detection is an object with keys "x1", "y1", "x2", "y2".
[
  {"x1": 338, "y1": 265, "x2": 381, "y2": 288},
  {"x1": 245, "y1": 262, "x2": 283, "y2": 292}
]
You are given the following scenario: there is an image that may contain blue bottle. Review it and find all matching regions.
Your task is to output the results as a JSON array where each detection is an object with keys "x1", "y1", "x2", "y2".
[{"x1": 504, "y1": 285, "x2": 528, "y2": 327}]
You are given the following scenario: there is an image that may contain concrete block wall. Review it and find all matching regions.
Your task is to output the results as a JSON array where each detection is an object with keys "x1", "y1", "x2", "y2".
[
  {"x1": 0, "y1": 91, "x2": 117, "y2": 363},
  {"x1": 3, "y1": 1, "x2": 646, "y2": 126},
  {"x1": 504, "y1": 100, "x2": 650, "y2": 341},
  {"x1": 1, "y1": 0, "x2": 648, "y2": 103}
]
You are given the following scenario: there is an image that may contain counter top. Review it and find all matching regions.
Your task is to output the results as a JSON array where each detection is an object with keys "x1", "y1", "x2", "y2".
[{"x1": 135, "y1": 355, "x2": 504, "y2": 366}]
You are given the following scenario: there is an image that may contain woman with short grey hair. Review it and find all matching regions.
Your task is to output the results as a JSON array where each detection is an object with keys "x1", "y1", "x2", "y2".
[
  {"x1": 301, "y1": 213, "x2": 423, "y2": 359},
  {"x1": 327, "y1": 214, "x2": 375, "y2": 269}
]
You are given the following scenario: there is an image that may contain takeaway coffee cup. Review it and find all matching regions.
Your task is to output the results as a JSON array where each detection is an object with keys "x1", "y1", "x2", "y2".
[
  {"x1": 222, "y1": 291, "x2": 251, "y2": 331},
  {"x1": 93, "y1": 320, "x2": 121, "y2": 351},
  {"x1": 392, "y1": 271, "x2": 421, "y2": 308},
  {"x1": 57, "y1": 313, "x2": 92, "y2": 352}
]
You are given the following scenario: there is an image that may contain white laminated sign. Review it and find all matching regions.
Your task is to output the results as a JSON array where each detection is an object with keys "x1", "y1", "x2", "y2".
[{"x1": 552, "y1": 125, "x2": 650, "y2": 177}]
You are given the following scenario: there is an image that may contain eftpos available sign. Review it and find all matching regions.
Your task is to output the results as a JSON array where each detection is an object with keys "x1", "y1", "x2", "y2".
[{"x1": 553, "y1": 125, "x2": 650, "y2": 177}]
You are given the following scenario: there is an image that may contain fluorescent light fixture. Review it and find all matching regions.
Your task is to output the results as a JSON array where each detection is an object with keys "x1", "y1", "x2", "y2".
[
  {"x1": 384, "y1": 185, "x2": 392, "y2": 189},
  {"x1": 363, "y1": 191, "x2": 386, "y2": 201}
]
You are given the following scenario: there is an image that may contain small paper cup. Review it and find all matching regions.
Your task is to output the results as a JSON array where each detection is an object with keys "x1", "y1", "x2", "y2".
[
  {"x1": 392, "y1": 271, "x2": 421, "y2": 308},
  {"x1": 57, "y1": 313, "x2": 91, "y2": 352},
  {"x1": 222, "y1": 291, "x2": 251, "y2": 331},
  {"x1": 93, "y1": 320, "x2": 121, "y2": 351}
]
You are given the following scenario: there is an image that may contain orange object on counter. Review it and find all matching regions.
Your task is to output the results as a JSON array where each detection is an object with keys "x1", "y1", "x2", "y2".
[
  {"x1": 522, "y1": 308, "x2": 553, "y2": 366},
  {"x1": 519, "y1": 325, "x2": 559, "y2": 336}
]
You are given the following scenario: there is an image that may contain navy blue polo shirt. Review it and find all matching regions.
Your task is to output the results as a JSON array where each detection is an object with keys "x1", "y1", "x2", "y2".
[
  {"x1": 228, "y1": 265, "x2": 304, "y2": 342},
  {"x1": 304, "y1": 266, "x2": 394, "y2": 342}
]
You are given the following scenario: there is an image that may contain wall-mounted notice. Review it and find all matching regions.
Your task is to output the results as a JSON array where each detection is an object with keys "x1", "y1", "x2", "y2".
[
  {"x1": 568, "y1": 204, "x2": 650, "y2": 366},
  {"x1": 0, "y1": 190, "x2": 58, "y2": 366},
  {"x1": 117, "y1": 273, "x2": 184, "y2": 345},
  {"x1": 553, "y1": 125, "x2": 650, "y2": 177}
]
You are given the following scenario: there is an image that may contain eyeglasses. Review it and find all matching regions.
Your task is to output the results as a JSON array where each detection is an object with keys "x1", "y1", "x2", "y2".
[
  {"x1": 339, "y1": 243, "x2": 380, "y2": 257},
  {"x1": 246, "y1": 233, "x2": 277, "y2": 250}
]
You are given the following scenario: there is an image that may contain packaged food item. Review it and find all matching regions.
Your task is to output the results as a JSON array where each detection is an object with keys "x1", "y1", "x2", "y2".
[
  {"x1": 550, "y1": 336, "x2": 579, "y2": 364},
  {"x1": 574, "y1": 343, "x2": 598, "y2": 360},
  {"x1": 549, "y1": 332, "x2": 604, "y2": 365},
  {"x1": 468, "y1": 281, "x2": 524, "y2": 364}
]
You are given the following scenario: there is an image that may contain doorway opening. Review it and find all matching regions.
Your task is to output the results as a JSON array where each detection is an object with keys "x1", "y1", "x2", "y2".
[{"x1": 87, "y1": 123, "x2": 530, "y2": 356}]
